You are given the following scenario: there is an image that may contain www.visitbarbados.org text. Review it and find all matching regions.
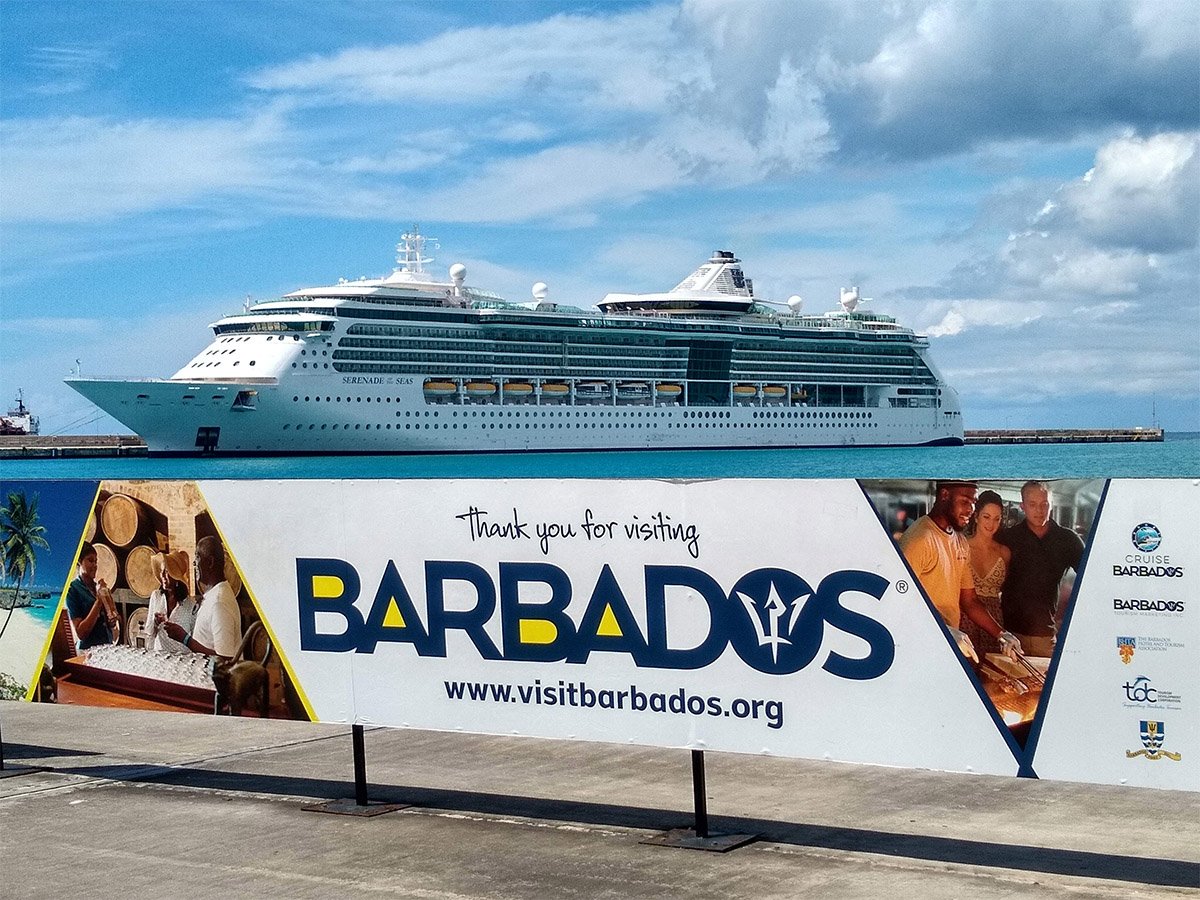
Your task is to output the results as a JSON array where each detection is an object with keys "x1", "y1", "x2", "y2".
[{"x1": 444, "y1": 678, "x2": 784, "y2": 729}]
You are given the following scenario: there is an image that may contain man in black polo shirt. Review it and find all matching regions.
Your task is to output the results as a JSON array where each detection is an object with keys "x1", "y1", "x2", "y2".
[{"x1": 997, "y1": 481, "x2": 1084, "y2": 658}]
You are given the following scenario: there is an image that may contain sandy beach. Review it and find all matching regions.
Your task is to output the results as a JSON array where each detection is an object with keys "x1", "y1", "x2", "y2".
[{"x1": 0, "y1": 605, "x2": 55, "y2": 695}]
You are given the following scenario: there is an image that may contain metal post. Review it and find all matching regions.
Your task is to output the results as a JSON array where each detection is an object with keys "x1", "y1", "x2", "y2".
[
  {"x1": 691, "y1": 749, "x2": 708, "y2": 839},
  {"x1": 352, "y1": 723, "x2": 368, "y2": 806},
  {"x1": 1, "y1": 719, "x2": 6, "y2": 770}
]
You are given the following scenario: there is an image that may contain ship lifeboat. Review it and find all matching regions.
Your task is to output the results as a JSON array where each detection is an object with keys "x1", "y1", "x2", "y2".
[
  {"x1": 762, "y1": 385, "x2": 787, "y2": 403},
  {"x1": 655, "y1": 383, "x2": 682, "y2": 400},
  {"x1": 575, "y1": 381, "x2": 610, "y2": 401},
  {"x1": 539, "y1": 382, "x2": 569, "y2": 401},
  {"x1": 499, "y1": 381, "x2": 532, "y2": 403},
  {"x1": 464, "y1": 381, "x2": 497, "y2": 399},
  {"x1": 423, "y1": 380, "x2": 457, "y2": 399},
  {"x1": 791, "y1": 387, "x2": 809, "y2": 403},
  {"x1": 617, "y1": 381, "x2": 651, "y2": 402},
  {"x1": 733, "y1": 384, "x2": 759, "y2": 402}
]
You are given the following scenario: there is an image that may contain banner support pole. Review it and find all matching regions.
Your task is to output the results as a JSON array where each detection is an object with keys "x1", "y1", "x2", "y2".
[
  {"x1": 301, "y1": 724, "x2": 408, "y2": 817},
  {"x1": 691, "y1": 749, "x2": 709, "y2": 838},
  {"x1": 353, "y1": 723, "x2": 368, "y2": 806},
  {"x1": 639, "y1": 749, "x2": 755, "y2": 852}
]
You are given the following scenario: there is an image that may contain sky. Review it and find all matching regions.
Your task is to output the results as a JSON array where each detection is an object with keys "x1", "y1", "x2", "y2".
[
  {"x1": 1, "y1": 0, "x2": 1197, "y2": 434},
  {"x1": 0, "y1": 479, "x2": 97, "y2": 589}
]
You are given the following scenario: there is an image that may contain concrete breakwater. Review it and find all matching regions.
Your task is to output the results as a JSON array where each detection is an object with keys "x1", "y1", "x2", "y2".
[
  {"x1": 963, "y1": 428, "x2": 1163, "y2": 444},
  {"x1": 0, "y1": 434, "x2": 149, "y2": 458},
  {"x1": 0, "y1": 428, "x2": 1165, "y2": 457}
]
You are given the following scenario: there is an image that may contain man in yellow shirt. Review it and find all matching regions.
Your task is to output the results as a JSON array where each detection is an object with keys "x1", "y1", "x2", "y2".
[{"x1": 899, "y1": 481, "x2": 1021, "y2": 663}]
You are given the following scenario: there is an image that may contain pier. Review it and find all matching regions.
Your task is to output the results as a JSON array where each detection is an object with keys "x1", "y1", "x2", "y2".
[
  {"x1": 0, "y1": 434, "x2": 148, "y2": 458},
  {"x1": 963, "y1": 428, "x2": 1163, "y2": 444},
  {"x1": 0, "y1": 428, "x2": 1164, "y2": 458}
]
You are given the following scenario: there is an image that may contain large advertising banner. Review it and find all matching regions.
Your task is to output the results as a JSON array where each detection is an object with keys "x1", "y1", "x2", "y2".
[
  {"x1": 2, "y1": 476, "x2": 1195, "y2": 792},
  {"x1": 202, "y1": 478, "x2": 1021, "y2": 775}
]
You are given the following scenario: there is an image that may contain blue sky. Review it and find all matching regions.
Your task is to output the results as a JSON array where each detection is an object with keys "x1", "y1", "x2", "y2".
[
  {"x1": 0, "y1": 479, "x2": 97, "y2": 589},
  {"x1": 2, "y1": 0, "x2": 1197, "y2": 433}
]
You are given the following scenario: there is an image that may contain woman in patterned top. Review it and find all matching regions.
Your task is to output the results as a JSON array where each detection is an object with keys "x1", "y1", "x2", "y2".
[{"x1": 963, "y1": 490, "x2": 1011, "y2": 657}]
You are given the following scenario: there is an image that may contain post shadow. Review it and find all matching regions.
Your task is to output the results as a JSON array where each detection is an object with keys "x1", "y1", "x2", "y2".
[
  {"x1": 301, "y1": 723, "x2": 409, "y2": 817},
  {"x1": 640, "y1": 750, "x2": 757, "y2": 852}
]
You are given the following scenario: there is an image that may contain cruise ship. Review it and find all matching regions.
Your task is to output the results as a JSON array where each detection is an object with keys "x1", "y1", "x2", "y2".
[{"x1": 67, "y1": 231, "x2": 963, "y2": 454}]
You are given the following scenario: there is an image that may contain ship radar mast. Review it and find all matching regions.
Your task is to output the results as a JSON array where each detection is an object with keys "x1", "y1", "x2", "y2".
[{"x1": 394, "y1": 226, "x2": 439, "y2": 277}]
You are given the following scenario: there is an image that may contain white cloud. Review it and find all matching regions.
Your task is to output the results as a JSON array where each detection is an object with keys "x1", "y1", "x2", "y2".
[
  {"x1": 923, "y1": 300, "x2": 1045, "y2": 337},
  {"x1": 27, "y1": 44, "x2": 116, "y2": 96},
  {"x1": 1, "y1": 113, "x2": 288, "y2": 222},
  {"x1": 436, "y1": 141, "x2": 685, "y2": 223},
  {"x1": 1049, "y1": 132, "x2": 1199, "y2": 252},
  {"x1": 247, "y1": 6, "x2": 693, "y2": 116}
]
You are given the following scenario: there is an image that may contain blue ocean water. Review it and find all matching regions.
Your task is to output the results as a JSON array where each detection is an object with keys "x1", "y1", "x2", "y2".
[
  {"x1": 1, "y1": 433, "x2": 1196, "y2": 480},
  {"x1": 0, "y1": 587, "x2": 60, "y2": 624}
]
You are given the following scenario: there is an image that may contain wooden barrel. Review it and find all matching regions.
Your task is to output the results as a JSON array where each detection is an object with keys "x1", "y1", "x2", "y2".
[
  {"x1": 124, "y1": 545, "x2": 159, "y2": 599},
  {"x1": 83, "y1": 510, "x2": 98, "y2": 543},
  {"x1": 224, "y1": 555, "x2": 242, "y2": 596},
  {"x1": 100, "y1": 494, "x2": 148, "y2": 548},
  {"x1": 93, "y1": 543, "x2": 119, "y2": 591}
]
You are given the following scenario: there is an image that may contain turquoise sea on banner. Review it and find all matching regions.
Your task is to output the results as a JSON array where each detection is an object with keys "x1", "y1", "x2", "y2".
[{"x1": 1, "y1": 433, "x2": 1196, "y2": 480}]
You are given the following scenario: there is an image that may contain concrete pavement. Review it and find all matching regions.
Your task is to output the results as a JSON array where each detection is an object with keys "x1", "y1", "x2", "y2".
[{"x1": 1, "y1": 701, "x2": 1197, "y2": 898}]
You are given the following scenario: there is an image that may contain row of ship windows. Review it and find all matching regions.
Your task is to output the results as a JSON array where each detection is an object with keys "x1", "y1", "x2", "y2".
[
  {"x1": 342, "y1": 324, "x2": 913, "y2": 350},
  {"x1": 279, "y1": 420, "x2": 881, "y2": 432},
  {"x1": 329, "y1": 350, "x2": 916, "y2": 370},
  {"x1": 285, "y1": 399, "x2": 875, "y2": 421},
  {"x1": 336, "y1": 339, "x2": 918, "y2": 363}
]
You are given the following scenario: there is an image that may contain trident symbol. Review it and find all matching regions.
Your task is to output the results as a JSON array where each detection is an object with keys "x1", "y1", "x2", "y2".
[{"x1": 735, "y1": 583, "x2": 809, "y2": 664}]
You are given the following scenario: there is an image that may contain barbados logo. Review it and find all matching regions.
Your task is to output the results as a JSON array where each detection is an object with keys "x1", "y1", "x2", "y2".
[
  {"x1": 1126, "y1": 720, "x2": 1182, "y2": 761},
  {"x1": 1117, "y1": 636, "x2": 1136, "y2": 664},
  {"x1": 1131, "y1": 523, "x2": 1162, "y2": 553}
]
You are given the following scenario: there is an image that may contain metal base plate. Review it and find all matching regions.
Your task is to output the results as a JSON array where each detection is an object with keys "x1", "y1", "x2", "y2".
[
  {"x1": 641, "y1": 827, "x2": 757, "y2": 852},
  {"x1": 0, "y1": 764, "x2": 44, "y2": 779},
  {"x1": 301, "y1": 798, "x2": 410, "y2": 817}
]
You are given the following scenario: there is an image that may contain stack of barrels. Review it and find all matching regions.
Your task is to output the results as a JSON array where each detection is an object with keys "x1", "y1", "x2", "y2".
[{"x1": 85, "y1": 492, "x2": 171, "y2": 606}]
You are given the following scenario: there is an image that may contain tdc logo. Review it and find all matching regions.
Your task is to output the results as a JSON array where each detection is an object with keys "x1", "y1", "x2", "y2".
[
  {"x1": 1123, "y1": 676, "x2": 1158, "y2": 703},
  {"x1": 1132, "y1": 523, "x2": 1162, "y2": 553}
]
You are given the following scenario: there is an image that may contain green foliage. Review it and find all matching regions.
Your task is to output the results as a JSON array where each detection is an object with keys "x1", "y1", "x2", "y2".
[
  {"x1": 0, "y1": 670, "x2": 28, "y2": 701},
  {"x1": 1, "y1": 490, "x2": 50, "y2": 641}
]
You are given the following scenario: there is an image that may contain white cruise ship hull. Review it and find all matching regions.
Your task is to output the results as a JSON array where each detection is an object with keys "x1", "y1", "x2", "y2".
[{"x1": 67, "y1": 376, "x2": 963, "y2": 455}]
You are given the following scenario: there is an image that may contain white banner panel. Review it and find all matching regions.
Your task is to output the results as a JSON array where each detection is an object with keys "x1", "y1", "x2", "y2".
[
  {"x1": 202, "y1": 478, "x2": 1020, "y2": 776},
  {"x1": 1030, "y1": 480, "x2": 1198, "y2": 790}
]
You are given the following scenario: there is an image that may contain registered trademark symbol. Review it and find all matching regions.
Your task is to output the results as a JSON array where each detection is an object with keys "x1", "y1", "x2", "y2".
[{"x1": 896, "y1": 580, "x2": 909, "y2": 593}]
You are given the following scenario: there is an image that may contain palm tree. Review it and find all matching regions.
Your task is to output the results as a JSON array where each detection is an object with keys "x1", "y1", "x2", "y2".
[{"x1": 0, "y1": 490, "x2": 50, "y2": 641}]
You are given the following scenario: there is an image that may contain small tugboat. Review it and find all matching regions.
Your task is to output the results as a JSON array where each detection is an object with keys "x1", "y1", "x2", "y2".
[{"x1": 0, "y1": 390, "x2": 39, "y2": 435}]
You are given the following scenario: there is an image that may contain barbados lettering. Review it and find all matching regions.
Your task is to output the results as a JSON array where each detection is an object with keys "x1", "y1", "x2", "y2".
[
  {"x1": 1112, "y1": 564, "x2": 1184, "y2": 577},
  {"x1": 295, "y1": 558, "x2": 895, "y2": 679},
  {"x1": 1113, "y1": 598, "x2": 1185, "y2": 612}
]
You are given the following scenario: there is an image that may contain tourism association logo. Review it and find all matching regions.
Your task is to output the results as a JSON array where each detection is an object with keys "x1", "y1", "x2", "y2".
[
  {"x1": 1117, "y1": 636, "x2": 1136, "y2": 664},
  {"x1": 1131, "y1": 523, "x2": 1162, "y2": 553},
  {"x1": 1121, "y1": 675, "x2": 1183, "y2": 709},
  {"x1": 1125, "y1": 720, "x2": 1182, "y2": 761}
]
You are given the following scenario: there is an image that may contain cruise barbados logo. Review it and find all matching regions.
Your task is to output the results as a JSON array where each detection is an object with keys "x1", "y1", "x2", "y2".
[
  {"x1": 1131, "y1": 523, "x2": 1162, "y2": 553},
  {"x1": 1126, "y1": 720, "x2": 1182, "y2": 761}
]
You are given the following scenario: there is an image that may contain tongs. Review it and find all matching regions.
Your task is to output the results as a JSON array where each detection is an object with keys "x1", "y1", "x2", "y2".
[{"x1": 1009, "y1": 651, "x2": 1046, "y2": 686}]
